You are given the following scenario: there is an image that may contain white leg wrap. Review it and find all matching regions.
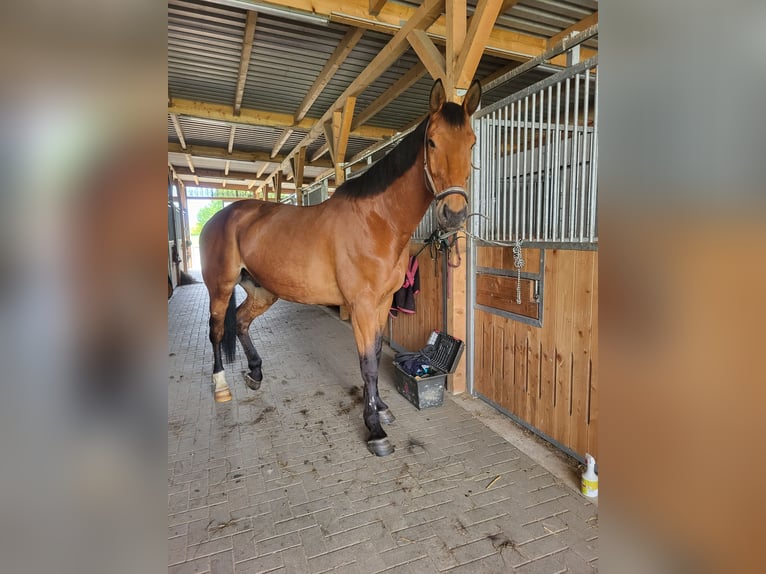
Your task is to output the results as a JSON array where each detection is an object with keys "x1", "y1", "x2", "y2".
[{"x1": 212, "y1": 371, "x2": 229, "y2": 392}]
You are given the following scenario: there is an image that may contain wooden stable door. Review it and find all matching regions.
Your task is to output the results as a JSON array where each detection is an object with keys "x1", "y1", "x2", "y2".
[{"x1": 473, "y1": 246, "x2": 598, "y2": 460}]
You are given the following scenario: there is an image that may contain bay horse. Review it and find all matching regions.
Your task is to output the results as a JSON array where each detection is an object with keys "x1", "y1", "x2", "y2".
[{"x1": 200, "y1": 79, "x2": 481, "y2": 456}]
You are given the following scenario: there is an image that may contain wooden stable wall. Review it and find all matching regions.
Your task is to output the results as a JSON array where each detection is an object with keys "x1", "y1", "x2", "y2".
[
  {"x1": 388, "y1": 244, "x2": 444, "y2": 354},
  {"x1": 474, "y1": 247, "x2": 598, "y2": 459}
]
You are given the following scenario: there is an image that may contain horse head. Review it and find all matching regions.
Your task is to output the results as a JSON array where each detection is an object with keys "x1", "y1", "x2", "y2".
[{"x1": 424, "y1": 79, "x2": 481, "y2": 232}]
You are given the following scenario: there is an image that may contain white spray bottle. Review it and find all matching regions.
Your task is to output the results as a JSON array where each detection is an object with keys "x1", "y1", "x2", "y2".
[{"x1": 581, "y1": 453, "x2": 598, "y2": 498}]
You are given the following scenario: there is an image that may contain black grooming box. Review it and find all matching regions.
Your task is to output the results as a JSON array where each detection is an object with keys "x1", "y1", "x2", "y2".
[{"x1": 393, "y1": 331, "x2": 465, "y2": 409}]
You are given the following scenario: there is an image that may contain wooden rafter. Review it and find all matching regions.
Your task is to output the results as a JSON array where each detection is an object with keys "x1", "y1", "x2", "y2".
[
  {"x1": 170, "y1": 113, "x2": 187, "y2": 149},
  {"x1": 294, "y1": 27, "x2": 364, "y2": 123},
  {"x1": 168, "y1": 99, "x2": 394, "y2": 141},
  {"x1": 311, "y1": 142, "x2": 330, "y2": 163},
  {"x1": 407, "y1": 30, "x2": 446, "y2": 85},
  {"x1": 368, "y1": 0, "x2": 387, "y2": 16},
  {"x1": 234, "y1": 10, "x2": 258, "y2": 115},
  {"x1": 352, "y1": 62, "x2": 426, "y2": 130},
  {"x1": 227, "y1": 125, "x2": 236, "y2": 153},
  {"x1": 454, "y1": 0, "x2": 505, "y2": 89},
  {"x1": 168, "y1": 142, "x2": 334, "y2": 168},
  {"x1": 291, "y1": 146, "x2": 306, "y2": 205},
  {"x1": 271, "y1": 128, "x2": 294, "y2": 158},
  {"x1": 279, "y1": 0, "x2": 445, "y2": 174}
]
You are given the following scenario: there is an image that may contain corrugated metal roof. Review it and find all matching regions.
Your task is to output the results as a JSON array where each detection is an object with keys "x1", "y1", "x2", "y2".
[{"x1": 167, "y1": 0, "x2": 597, "y2": 191}]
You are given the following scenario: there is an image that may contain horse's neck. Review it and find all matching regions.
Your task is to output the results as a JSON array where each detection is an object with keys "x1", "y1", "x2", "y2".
[{"x1": 376, "y1": 152, "x2": 433, "y2": 242}]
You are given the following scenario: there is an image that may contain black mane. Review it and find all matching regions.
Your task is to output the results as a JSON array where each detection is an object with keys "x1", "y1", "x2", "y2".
[{"x1": 333, "y1": 119, "x2": 428, "y2": 199}]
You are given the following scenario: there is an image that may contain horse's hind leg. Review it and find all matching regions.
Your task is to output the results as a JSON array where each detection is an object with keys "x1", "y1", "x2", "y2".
[
  {"x1": 207, "y1": 283, "x2": 238, "y2": 403},
  {"x1": 236, "y1": 273, "x2": 277, "y2": 390}
]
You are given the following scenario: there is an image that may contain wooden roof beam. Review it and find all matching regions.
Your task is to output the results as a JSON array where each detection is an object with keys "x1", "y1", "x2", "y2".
[
  {"x1": 271, "y1": 128, "x2": 294, "y2": 158},
  {"x1": 351, "y1": 62, "x2": 426, "y2": 130},
  {"x1": 407, "y1": 30, "x2": 446, "y2": 86},
  {"x1": 454, "y1": 0, "x2": 506, "y2": 89},
  {"x1": 168, "y1": 142, "x2": 334, "y2": 168},
  {"x1": 170, "y1": 113, "x2": 187, "y2": 149},
  {"x1": 279, "y1": 0, "x2": 445, "y2": 173},
  {"x1": 369, "y1": 0, "x2": 387, "y2": 16},
  {"x1": 234, "y1": 10, "x2": 258, "y2": 115},
  {"x1": 294, "y1": 27, "x2": 364, "y2": 123},
  {"x1": 169, "y1": 98, "x2": 394, "y2": 141}
]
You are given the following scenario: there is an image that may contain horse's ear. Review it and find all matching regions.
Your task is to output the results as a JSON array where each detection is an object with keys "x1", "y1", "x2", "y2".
[
  {"x1": 429, "y1": 79, "x2": 446, "y2": 113},
  {"x1": 463, "y1": 80, "x2": 481, "y2": 116}
]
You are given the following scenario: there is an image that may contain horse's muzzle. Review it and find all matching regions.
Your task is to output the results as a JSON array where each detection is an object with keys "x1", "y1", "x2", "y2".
[{"x1": 437, "y1": 202, "x2": 468, "y2": 231}]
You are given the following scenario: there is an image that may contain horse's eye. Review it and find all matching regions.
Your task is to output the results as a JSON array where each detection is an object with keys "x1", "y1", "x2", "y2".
[{"x1": 427, "y1": 138, "x2": 436, "y2": 148}]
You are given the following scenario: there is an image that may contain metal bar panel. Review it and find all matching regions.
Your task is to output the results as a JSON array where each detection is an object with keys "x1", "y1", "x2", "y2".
[
  {"x1": 580, "y1": 69, "x2": 591, "y2": 242},
  {"x1": 536, "y1": 89, "x2": 543, "y2": 241},
  {"x1": 552, "y1": 81, "x2": 561, "y2": 241},
  {"x1": 589, "y1": 70, "x2": 599, "y2": 242},
  {"x1": 514, "y1": 100, "x2": 521, "y2": 242},
  {"x1": 561, "y1": 77, "x2": 570, "y2": 241},
  {"x1": 570, "y1": 72, "x2": 580, "y2": 242},
  {"x1": 478, "y1": 56, "x2": 598, "y2": 119},
  {"x1": 502, "y1": 105, "x2": 509, "y2": 242},
  {"x1": 521, "y1": 95, "x2": 529, "y2": 241},
  {"x1": 544, "y1": 85, "x2": 552, "y2": 241}
]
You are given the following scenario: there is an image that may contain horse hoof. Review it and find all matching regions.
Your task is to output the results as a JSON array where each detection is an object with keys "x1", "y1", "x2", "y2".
[
  {"x1": 214, "y1": 388, "x2": 232, "y2": 403},
  {"x1": 378, "y1": 409, "x2": 396, "y2": 425},
  {"x1": 243, "y1": 372, "x2": 261, "y2": 390},
  {"x1": 367, "y1": 438, "x2": 394, "y2": 457}
]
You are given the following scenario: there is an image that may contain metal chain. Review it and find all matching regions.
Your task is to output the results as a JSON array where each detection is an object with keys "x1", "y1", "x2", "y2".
[{"x1": 512, "y1": 238, "x2": 525, "y2": 304}]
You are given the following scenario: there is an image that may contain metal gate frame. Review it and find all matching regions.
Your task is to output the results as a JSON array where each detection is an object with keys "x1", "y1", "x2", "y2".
[{"x1": 466, "y1": 29, "x2": 598, "y2": 458}]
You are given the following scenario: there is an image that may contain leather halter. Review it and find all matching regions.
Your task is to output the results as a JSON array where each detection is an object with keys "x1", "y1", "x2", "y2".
[{"x1": 423, "y1": 119, "x2": 469, "y2": 203}]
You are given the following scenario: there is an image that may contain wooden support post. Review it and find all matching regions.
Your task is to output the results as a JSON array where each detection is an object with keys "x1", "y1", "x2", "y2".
[
  {"x1": 274, "y1": 170, "x2": 282, "y2": 203},
  {"x1": 292, "y1": 146, "x2": 306, "y2": 206},
  {"x1": 446, "y1": 236, "x2": 468, "y2": 393}
]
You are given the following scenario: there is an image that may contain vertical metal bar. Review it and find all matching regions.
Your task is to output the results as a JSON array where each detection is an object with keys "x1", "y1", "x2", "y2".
[
  {"x1": 536, "y1": 88, "x2": 543, "y2": 241},
  {"x1": 527, "y1": 92, "x2": 540, "y2": 240},
  {"x1": 479, "y1": 116, "x2": 486, "y2": 240},
  {"x1": 496, "y1": 109, "x2": 502, "y2": 242},
  {"x1": 544, "y1": 85, "x2": 552, "y2": 241},
  {"x1": 562, "y1": 77, "x2": 570, "y2": 241},
  {"x1": 552, "y1": 82, "x2": 561, "y2": 241},
  {"x1": 514, "y1": 99, "x2": 521, "y2": 241},
  {"x1": 580, "y1": 69, "x2": 590, "y2": 242},
  {"x1": 570, "y1": 73, "x2": 580, "y2": 242},
  {"x1": 589, "y1": 69, "x2": 599, "y2": 242},
  {"x1": 521, "y1": 95, "x2": 529, "y2": 241},
  {"x1": 502, "y1": 104, "x2": 509, "y2": 242}
]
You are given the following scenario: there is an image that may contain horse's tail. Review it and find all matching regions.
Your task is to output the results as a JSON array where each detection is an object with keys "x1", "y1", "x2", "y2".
[{"x1": 222, "y1": 289, "x2": 238, "y2": 363}]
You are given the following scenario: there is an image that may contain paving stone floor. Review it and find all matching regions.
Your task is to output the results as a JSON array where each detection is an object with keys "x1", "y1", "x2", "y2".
[{"x1": 168, "y1": 281, "x2": 598, "y2": 573}]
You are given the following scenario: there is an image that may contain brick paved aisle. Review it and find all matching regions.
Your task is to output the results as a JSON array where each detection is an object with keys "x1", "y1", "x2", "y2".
[{"x1": 169, "y1": 282, "x2": 598, "y2": 573}]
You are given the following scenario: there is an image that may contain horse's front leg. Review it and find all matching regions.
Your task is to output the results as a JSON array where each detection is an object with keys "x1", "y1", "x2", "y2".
[{"x1": 351, "y1": 308, "x2": 394, "y2": 456}]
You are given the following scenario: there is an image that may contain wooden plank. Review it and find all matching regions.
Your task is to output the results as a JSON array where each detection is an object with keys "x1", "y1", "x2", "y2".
[
  {"x1": 475, "y1": 274, "x2": 538, "y2": 319},
  {"x1": 537, "y1": 248, "x2": 557, "y2": 435},
  {"x1": 525, "y1": 323, "x2": 542, "y2": 428},
  {"x1": 568, "y1": 250, "x2": 596, "y2": 456},
  {"x1": 587, "y1": 251, "x2": 599, "y2": 458},
  {"x1": 551, "y1": 250, "x2": 575, "y2": 447},
  {"x1": 170, "y1": 113, "x2": 187, "y2": 149}
]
